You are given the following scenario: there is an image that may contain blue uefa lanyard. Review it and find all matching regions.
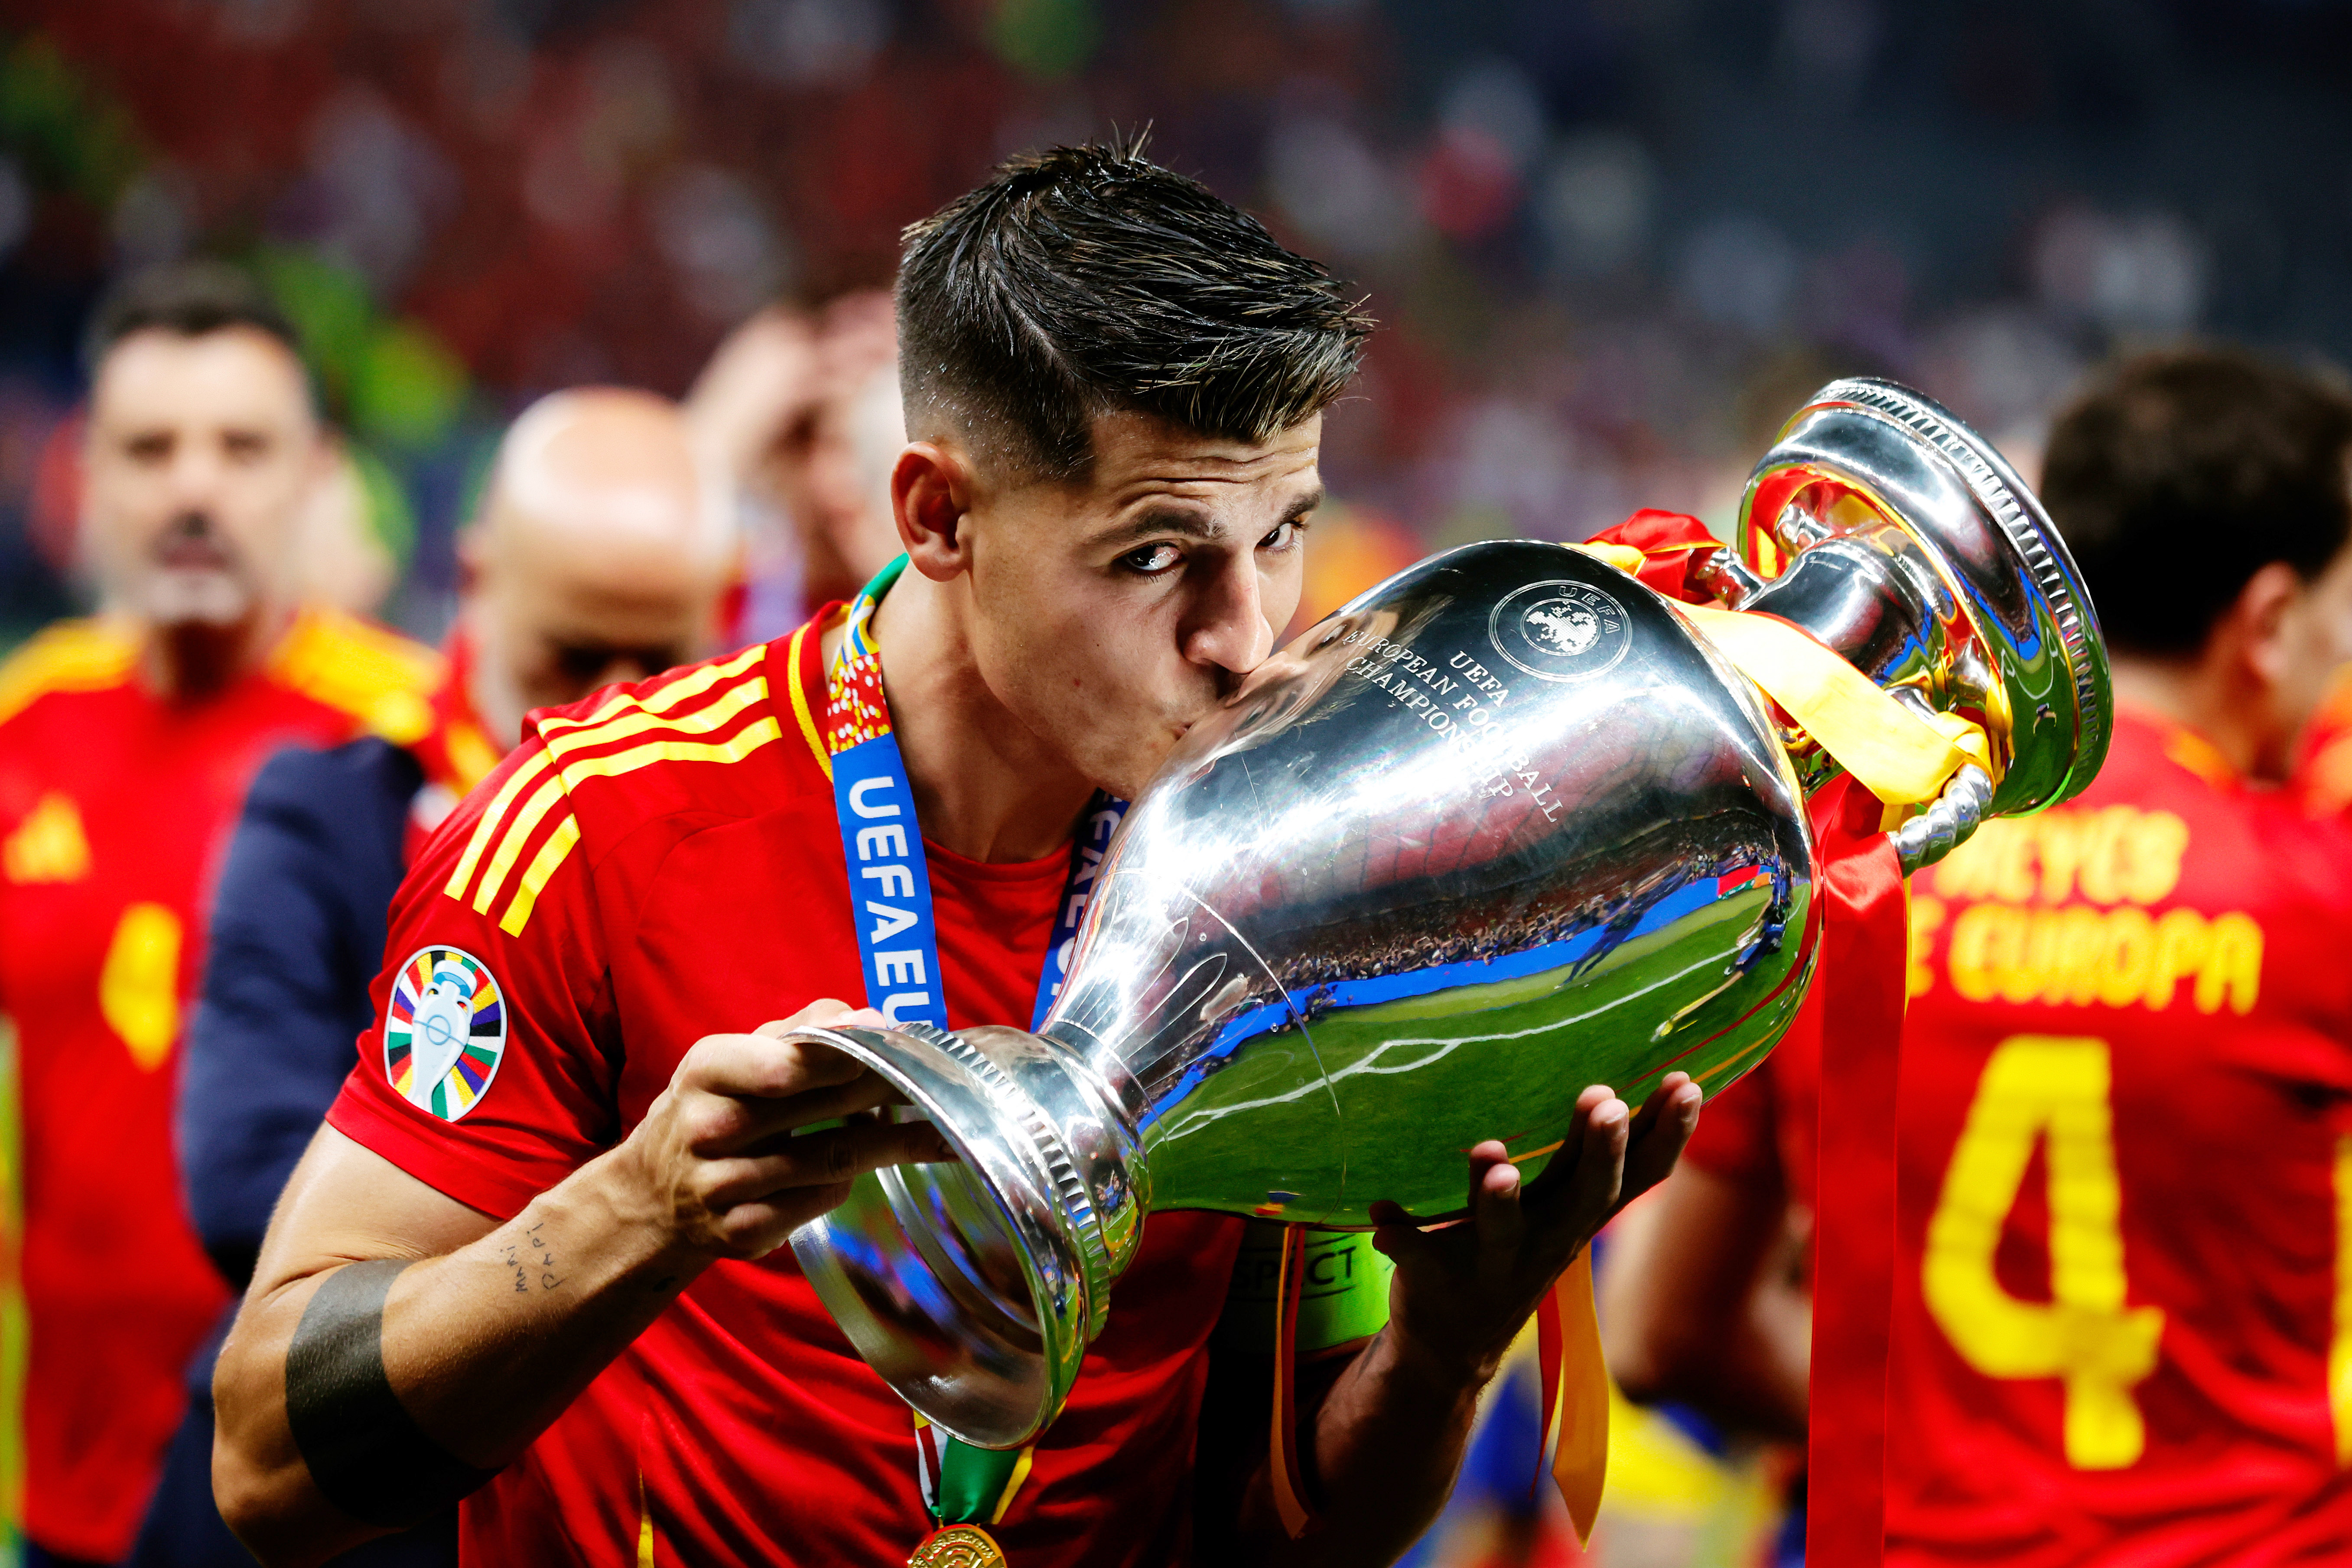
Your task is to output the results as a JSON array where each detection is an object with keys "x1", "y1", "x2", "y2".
[
  {"x1": 824, "y1": 556, "x2": 1126, "y2": 1039},
  {"x1": 822, "y1": 557, "x2": 1125, "y2": 1541}
]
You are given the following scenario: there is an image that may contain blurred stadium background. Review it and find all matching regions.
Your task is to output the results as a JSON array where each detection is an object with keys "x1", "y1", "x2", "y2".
[{"x1": 2, "y1": 0, "x2": 2349, "y2": 1563}]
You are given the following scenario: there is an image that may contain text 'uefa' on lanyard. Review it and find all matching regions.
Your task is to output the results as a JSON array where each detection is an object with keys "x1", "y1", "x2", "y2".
[
  {"x1": 819, "y1": 556, "x2": 1126, "y2": 1563},
  {"x1": 821, "y1": 556, "x2": 1126, "y2": 1037}
]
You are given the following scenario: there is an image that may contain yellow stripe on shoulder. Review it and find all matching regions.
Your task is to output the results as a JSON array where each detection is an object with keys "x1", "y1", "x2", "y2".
[
  {"x1": 269, "y1": 608, "x2": 445, "y2": 745},
  {"x1": 473, "y1": 774, "x2": 569, "y2": 915},
  {"x1": 537, "y1": 644, "x2": 767, "y2": 745},
  {"x1": 444, "y1": 749, "x2": 553, "y2": 903},
  {"x1": 500, "y1": 813, "x2": 582, "y2": 936},
  {"x1": 543, "y1": 675, "x2": 768, "y2": 762},
  {"x1": 450, "y1": 648, "x2": 786, "y2": 927},
  {"x1": 553, "y1": 716, "x2": 784, "y2": 792},
  {"x1": 0, "y1": 619, "x2": 139, "y2": 729}
]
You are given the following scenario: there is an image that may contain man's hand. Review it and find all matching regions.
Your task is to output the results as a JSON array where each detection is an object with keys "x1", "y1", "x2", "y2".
[
  {"x1": 1369, "y1": 1074, "x2": 1703, "y2": 1389},
  {"x1": 683, "y1": 307, "x2": 823, "y2": 483},
  {"x1": 618, "y1": 999, "x2": 954, "y2": 1261}
]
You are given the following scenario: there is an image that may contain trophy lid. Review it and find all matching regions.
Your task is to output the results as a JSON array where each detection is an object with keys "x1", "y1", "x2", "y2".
[{"x1": 1738, "y1": 377, "x2": 2112, "y2": 816}]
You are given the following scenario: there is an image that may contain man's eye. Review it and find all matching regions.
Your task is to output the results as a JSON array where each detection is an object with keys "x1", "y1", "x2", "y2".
[
  {"x1": 1121, "y1": 543, "x2": 1183, "y2": 575},
  {"x1": 1259, "y1": 519, "x2": 1305, "y2": 551}
]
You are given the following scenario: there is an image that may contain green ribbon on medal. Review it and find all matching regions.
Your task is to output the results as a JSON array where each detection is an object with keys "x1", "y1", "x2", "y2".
[{"x1": 910, "y1": 1418, "x2": 1030, "y2": 1567}]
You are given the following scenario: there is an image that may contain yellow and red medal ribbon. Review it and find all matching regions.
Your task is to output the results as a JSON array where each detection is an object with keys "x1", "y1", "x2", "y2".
[{"x1": 1533, "y1": 1251, "x2": 1607, "y2": 1545}]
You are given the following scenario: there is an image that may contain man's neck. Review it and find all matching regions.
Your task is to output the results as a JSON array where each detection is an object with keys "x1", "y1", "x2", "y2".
[
  {"x1": 2109, "y1": 653, "x2": 2284, "y2": 783},
  {"x1": 137, "y1": 605, "x2": 284, "y2": 705},
  {"x1": 843, "y1": 570, "x2": 1096, "y2": 863}
]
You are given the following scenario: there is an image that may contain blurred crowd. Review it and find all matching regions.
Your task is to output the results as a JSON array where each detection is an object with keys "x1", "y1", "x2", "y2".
[{"x1": 3, "y1": 0, "x2": 2351, "y2": 647}]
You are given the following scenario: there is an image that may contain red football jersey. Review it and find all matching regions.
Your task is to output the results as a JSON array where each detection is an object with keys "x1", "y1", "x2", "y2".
[
  {"x1": 326, "y1": 618, "x2": 1246, "y2": 1567},
  {"x1": 1888, "y1": 709, "x2": 2352, "y2": 1565},
  {"x1": 0, "y1": 610, "x2": 442, "y2": 1560}
]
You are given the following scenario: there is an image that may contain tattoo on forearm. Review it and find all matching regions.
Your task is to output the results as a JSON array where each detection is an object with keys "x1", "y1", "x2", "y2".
[
  {"x1": 285, "y1": 1259, "x2": 497, "y2": 1528},
  {"x1": 499, "y1": 1220, "x2": 565, "y2": 1295}
]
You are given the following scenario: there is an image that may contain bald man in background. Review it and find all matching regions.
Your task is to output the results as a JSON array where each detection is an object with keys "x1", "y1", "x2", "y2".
[{"x1": 132, "y1": 387, "x2": 729, "y2": 1567}]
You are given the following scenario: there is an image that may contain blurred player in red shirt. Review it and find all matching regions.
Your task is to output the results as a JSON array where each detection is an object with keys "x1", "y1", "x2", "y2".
[
  {"x1": 127, "y1": 387, "x2": 732, "y2": 1568},
  {"x1": 1610, "y1": 348, "x2": 2352, "y2": 1566},
  {"x1": 208, "y1": 143, "x2": 1698, "y2": 1568},
  {"x1": 1888, "y1": 351, "x2": 2352, "y2": 1564},
  {"x1": 0, "y1": 266, "x2": 445, "y2": 1565}
]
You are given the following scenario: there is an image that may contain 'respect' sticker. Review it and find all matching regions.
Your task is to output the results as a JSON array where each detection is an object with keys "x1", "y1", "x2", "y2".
[{"x1": 385, "y1": 945, "x2": 506, "y2": 1122}]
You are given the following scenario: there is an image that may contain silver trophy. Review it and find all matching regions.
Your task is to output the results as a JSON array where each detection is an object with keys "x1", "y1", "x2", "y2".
[{"x1": 787, "y1": 378, "x2": 2110, "y2": 1448}]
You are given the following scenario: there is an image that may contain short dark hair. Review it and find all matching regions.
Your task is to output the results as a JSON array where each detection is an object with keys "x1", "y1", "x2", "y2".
[
  {"x1": 2042, "y1": 347, "x2": 2352, "y2": 656},
  {"x1": 86, "y1": 261, "x2": 305, "y2": 375},
  {"x1": 895, "y1": 138, "x2": 1373, "y2": 480}
]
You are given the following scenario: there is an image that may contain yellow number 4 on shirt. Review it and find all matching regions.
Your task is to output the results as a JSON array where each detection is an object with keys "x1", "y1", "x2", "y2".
[{"x1": 1923, "y1": 1034, "x2": 2164, "y2": 1470}]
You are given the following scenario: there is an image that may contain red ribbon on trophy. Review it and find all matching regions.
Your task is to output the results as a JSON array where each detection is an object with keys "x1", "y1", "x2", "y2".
[
  {"x1": 1587, "y1": 511, "x2": 1914, "y2": 1568},
  {"x1": 1801, "y1": 775, "x2": 1906, "y2": 1568}
]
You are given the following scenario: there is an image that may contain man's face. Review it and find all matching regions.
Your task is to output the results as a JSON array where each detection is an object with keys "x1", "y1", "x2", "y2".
[
  {"x1": 82, "y1": 327, "x2": 321, "y2": 629},
  {"x1": 466, "y1": 529, "x2": 722, "y2": 746},
  {"x1": 957, "y1": 411, "x2": 1323, "y2": 798}
]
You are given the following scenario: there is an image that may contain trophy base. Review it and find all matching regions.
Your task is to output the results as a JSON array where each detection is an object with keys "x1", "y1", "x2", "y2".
[{"x1": 785, "y1": 1020, "x2": 1137, "y2": 1450}]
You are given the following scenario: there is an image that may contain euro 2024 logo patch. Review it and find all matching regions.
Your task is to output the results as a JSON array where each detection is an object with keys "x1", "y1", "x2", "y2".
[
  {"x1": 386, "y1": 946, "x2": 506, "y2": 1121},
  {"x1": 1489, "y1": 579, "x2": 1633, "y2": 683}
]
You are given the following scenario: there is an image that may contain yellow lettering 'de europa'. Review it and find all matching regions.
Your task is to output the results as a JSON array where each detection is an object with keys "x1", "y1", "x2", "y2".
[
  {"x1": 1932, "y1": 804, "x2": 2191, "y2": 907},
  {"x1": 1924, "y1": 1034, "x2": 2163, "y2": 1470},
  {"x1": 1913, "y1": 807, "x2": 2263, "y2": 1015}
]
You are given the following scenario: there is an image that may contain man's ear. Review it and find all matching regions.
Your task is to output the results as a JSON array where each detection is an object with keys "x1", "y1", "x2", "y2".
[
  {"x1": 892, "y1": 441, "x2": 976, "y2": 582},
  {"x1": 2232, "y1": 560, "x2": 2305, "y2": 690}
]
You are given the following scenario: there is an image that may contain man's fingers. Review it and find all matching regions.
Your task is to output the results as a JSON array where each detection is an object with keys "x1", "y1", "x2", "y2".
[
  {"x1": 697, "y1": 1117, "x2": 953, "y2": 1208},
  {"x1": 1528, "y1": 1091, "x2": 1629, "y2": 1245},
  {"x1": 1624, "y1": 1072, "x2": 1694, "y2": 1142},
  {"x1": 1367, "y1": 1199, "x2": 1439, "y2": 1271},
  {"x1": 754, "y1": 1001, "x2": 886, "y2": 1040},
  {"x1": 1524, "y1": 1085, "x2": 1617, "y2": 1206},
  {"x1": 1617, "y1": 1075, "x2": 1704, "y2": 1206},
  {"x1": 680, "y1": 1029, "x2": 873, "y2": 1102},
  {"x1": 1470, "y1": 1153, "x2": 1526, "y2": 1289},
  {"x1": 687, "y1": 1070, "x2": 907, "y2": 1155}
]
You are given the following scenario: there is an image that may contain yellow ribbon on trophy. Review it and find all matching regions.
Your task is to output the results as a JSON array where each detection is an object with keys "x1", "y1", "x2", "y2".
[{"x1": 1570, "y1": 540, "x2": 2001, "y2": 810}]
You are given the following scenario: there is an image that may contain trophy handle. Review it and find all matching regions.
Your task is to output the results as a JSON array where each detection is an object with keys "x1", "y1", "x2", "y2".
[
  {"x1": 1728, "y1": 377, "x2": 2111, "y2": 824},
  {"x1": 1887, "y1": 761, "x2": 1994, "y2": 875}
]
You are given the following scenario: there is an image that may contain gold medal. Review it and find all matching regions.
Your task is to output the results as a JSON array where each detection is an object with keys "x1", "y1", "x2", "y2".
[{"x1": 907, "y1": 1523, "x2": 1007, "y2": 1568}]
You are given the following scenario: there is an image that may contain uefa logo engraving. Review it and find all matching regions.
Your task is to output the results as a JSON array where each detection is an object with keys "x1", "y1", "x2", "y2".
[{"x1": 1488, "y1": 580, "x2": 1633, "y2": 682}]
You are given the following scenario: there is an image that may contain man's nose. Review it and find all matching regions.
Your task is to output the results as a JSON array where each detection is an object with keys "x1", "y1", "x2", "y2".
[
  {"x1": 168, "y1": 442, "x2": 229, "y2": 501},
  {"x1": 1181, "y1": 554, "x2": 1274, "y2": 676}
]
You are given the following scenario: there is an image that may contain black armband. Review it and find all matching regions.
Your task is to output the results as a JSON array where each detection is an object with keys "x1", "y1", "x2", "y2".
[{"x1": 285, "y1": 1258, "x2": 497, "y2": 1528}]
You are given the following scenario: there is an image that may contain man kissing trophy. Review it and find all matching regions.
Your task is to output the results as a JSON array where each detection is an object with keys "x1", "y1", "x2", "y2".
[{"x1": 789, "y1": 377, "x2": 2109, "y2": 1546}]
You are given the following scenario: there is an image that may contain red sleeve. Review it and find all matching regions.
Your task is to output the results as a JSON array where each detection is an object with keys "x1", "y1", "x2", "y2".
[
  {"x1": 1680, "y1": 1054, "x2": 1782, "y2": 1188},
  {"x1": 326, "y1": 737, "x2": 618, "y2": 1219}
]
